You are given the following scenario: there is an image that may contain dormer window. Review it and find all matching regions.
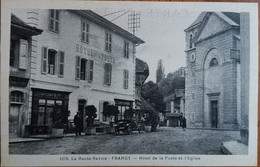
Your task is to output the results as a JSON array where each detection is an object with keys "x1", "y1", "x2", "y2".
[{"x1": 209, "y1": 58, "x2": 218, "y2": 67}]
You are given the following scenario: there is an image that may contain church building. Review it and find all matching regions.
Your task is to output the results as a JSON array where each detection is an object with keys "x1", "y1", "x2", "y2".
[{"x1": 184, "y1": 12, "x2": 241, "y2": 129}]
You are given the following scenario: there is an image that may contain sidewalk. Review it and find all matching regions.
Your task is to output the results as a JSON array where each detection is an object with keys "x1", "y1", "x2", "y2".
[
  {"x1": 9, "y1": 137, "x2": 45, "y2": 143},
  {"x1": 9, "y1": 133, "x2": 79, "y2": 144}
]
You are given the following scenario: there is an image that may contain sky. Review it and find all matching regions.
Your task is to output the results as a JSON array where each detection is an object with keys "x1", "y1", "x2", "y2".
[{"x1": 93, "y1": 6, "x2": 200, "y2": 82}]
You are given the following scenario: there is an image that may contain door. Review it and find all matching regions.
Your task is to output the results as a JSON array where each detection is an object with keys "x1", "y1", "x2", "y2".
[
  {"x1": 78, "y1": 100, "x2": 86, "y2": 128},
  {"x1": 211, "y1": 101, "x2": 218, "y2": 128},
  {"x1": 9, "y1": 105, "x2": 20, "y2": 137}
]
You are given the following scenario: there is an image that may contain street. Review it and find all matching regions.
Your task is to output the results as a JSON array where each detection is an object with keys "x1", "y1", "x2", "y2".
[{"x1": 9, "y1": 127, "x2": 240, "y2": 155}]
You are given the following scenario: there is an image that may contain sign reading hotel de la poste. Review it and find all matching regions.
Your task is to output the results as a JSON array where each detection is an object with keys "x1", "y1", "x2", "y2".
[{"x1": 75, "y1": 43, "x2": 116, "y2": 64}]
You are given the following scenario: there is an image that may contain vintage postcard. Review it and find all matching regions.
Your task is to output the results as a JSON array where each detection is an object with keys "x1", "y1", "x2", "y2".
[{"x1": 1, "y1": 0, "x2": 258, "y2": 166}]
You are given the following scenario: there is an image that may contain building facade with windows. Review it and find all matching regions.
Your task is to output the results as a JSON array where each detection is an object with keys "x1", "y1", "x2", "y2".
[
  {"x1": 12, "y1": 9, "x2": 144, "y2": 135},
  {"x1": 9, "y1": 14, "x2": 42, "y2": 137},
  {"x1": 184, "y1": 12, "x2": 241, "y2": 129}
]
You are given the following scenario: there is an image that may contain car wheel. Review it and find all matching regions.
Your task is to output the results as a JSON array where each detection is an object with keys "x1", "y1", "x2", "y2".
[{"x1": 127, "y1": 126, "x2": 132, "y2": 135}]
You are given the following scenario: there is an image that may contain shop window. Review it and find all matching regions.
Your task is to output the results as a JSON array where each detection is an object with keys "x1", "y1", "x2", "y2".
[
  {"x1": 124, "y1": 41, "x2": 129, "y2": 59},
  {"x1": 209, "y1": 58, "x2": 218, "y2": 67},
  {"x1": 117, "y1": 106, "x2": 129, "y2": 120},
  {"x1": 105, "y1": 33, "x2": 112, "y2": 52},
  {"x1": 75, "y1": 56, "x2": 94, "y2": 82},
  {"x1": 41, "y1": 47, "x2": 64, "y2": 77},
  {"x1": 9, "y1": 39, "x2": 28, "y2": 69},
  {"x1": 104, "y1": 63, "x2": 112, "y2": 86},
  {"x1": 81, "y1": 22, "x2": 89, "y2": 43},
  {"x1": 49, "y1": 9, "x2": 59, "y2": 33},
  {"x1": 36, "y1": 99, "x2": 64, "y2": 126},
  {"x1": 10, "y1": 91, "x2": 24, "y2": 104},
  {"x1": 123, "y1": 69, "x2": 129, "y2": 89}
]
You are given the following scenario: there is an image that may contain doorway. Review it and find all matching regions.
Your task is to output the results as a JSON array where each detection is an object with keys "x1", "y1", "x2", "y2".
[
  {"x1": 78, "y1": 99, "x2": 86, "y2": 128},
  {"x1": 211, "y1": 100, "x2": 218, "y2": 128},
  {"x1": 9, "y1": 105, "x2": 20, "y2": 137}
]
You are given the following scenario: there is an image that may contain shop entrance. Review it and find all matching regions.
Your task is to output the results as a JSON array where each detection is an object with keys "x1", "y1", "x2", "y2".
[{"x1": 31, "y1": 89, "x2": 70, "y2": 135}]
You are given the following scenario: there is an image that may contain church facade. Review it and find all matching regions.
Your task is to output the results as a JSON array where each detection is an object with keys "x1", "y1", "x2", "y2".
[{"x1": 184, "y1": 12, "x2": 241, "y2": 129}]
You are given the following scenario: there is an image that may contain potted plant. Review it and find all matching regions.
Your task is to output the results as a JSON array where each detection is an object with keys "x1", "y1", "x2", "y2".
[
  {"x1": 143, "y1": 110, "x2": 158, "y2": 132},
  {"x1": 103, "y1": 104, "x2": 119, "y2": 134},
  {"x1": 144, "y1": 112, "x2": 152, "y2": 132},
  {"x1": 51, "y1": 108, "x2": 70, "y2": 138},
  {"x1": 51, "y1": 119, "x2": 65, "y2": 138},
  {"x1": 85, "y1": 105, "x2": 97, "y2": 135}
]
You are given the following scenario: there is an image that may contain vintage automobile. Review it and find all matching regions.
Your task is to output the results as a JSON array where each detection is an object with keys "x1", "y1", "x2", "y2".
[{"x1": 114, "y1": 120, "x2": 143, "y2": 135}]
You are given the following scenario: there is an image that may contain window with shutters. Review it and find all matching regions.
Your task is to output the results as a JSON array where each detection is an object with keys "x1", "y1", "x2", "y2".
[
  {"x1": 124, "y1": 41, "x2": 129, "y2": 59},
  {"x1": 75, "y1": 56, "x2": 80, "y2": 80},
  {"x1": 88, "y1": 60, "x2": 94, "y2": 82},
  {"x1": 81, "y1": 22, "x2": 89, "y2": 43},
  {"x1": 9, "y1": 38, "x2": 28, "y2": 70},
  {"x1": 80, "y1": 59, "x2": 88, "y2": 80},
  {"x1": 10, "y1": 39, "x2": 16, "y2": 67},
  {"x1": 41, "y1": 47, "x2": 64, "y2": 77},
  {"x1": 104, "y1": 63, "x2": 112, "y2": 85},
  {"x1": 19, "y1": 39, "x2": 28, "y2": 70},
  {"x1": 58, "y1": 51, "x2": 64, "y2": 77},
  {"x1": 75, "y1": 57, "x2": 94, "y2": 82},
  {"x1": 48, "y1": 50, "x2": 56, "y2": 75},
  {"x1": 123, "y1": 69, "x2": 129, "y2": 89},
  {"x1": 49, "y1": 9, "x2": 59, "y2": 33},
  {"x1": 105, "y1": 33, "x2": 112, "y2": 52}
]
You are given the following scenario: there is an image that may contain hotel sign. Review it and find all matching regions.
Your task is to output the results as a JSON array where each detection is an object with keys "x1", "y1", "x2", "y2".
[{"x1": 76, "y1": 44, "x2": 115, "y2": 64}]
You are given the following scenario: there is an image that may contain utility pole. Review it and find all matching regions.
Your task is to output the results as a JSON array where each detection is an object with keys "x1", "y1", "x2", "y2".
[{"x1": 128, "y1": 10, "x2": 140, "y2": 35}]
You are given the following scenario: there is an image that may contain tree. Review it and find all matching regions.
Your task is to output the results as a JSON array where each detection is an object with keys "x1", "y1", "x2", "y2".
[
  {"x1": 85, "y1": 105, "x2": 97, "y2": 128},
  {"x1": 158, "y1": 68, "x2": 185, "y2": 97},
  {"x1": 51, "y1": 106, "x2": 70, "y2": 129},
  {"x1": 141, "y1": 81, "x2": 166, "y2": 113},
  {"x1": 156, "y1": 59, "x2": 165, "y2": 83}
]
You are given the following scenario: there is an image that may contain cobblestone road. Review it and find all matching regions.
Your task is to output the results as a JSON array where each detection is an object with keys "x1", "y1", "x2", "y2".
[{"x1": 9, "y1": 127, "x2": 240, "y2": 154}]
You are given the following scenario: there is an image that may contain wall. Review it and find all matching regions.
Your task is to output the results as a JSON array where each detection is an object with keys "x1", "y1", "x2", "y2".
[{"x1": 185, "y1": 13, "x2": 240, "y2": 129}]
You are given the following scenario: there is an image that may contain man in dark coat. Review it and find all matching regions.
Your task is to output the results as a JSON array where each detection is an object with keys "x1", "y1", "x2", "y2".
[
  {"x1": 181, "y1": 117, "x2": 187, "y2": 131},
  {"x1": 74, "y1": 112, "x2": 82, "y2": 136}
]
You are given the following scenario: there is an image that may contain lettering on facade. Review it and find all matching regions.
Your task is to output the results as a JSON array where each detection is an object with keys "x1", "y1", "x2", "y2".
[
  {"x1": 76, "y1": 44, "x2": 115, "y2": 64},
  {"x1": 34, "y1": 90, "x2": 70, "y2": 99}
]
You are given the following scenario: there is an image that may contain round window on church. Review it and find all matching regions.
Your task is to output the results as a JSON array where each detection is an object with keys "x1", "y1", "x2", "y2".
[{"x1": 209, "y1": 58, "x2": 218, "y2": 67}]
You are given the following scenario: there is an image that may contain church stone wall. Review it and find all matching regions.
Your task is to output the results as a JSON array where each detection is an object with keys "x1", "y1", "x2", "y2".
[{"x1": 185, "y1": 25, "x2": 240, "y2": 129}]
